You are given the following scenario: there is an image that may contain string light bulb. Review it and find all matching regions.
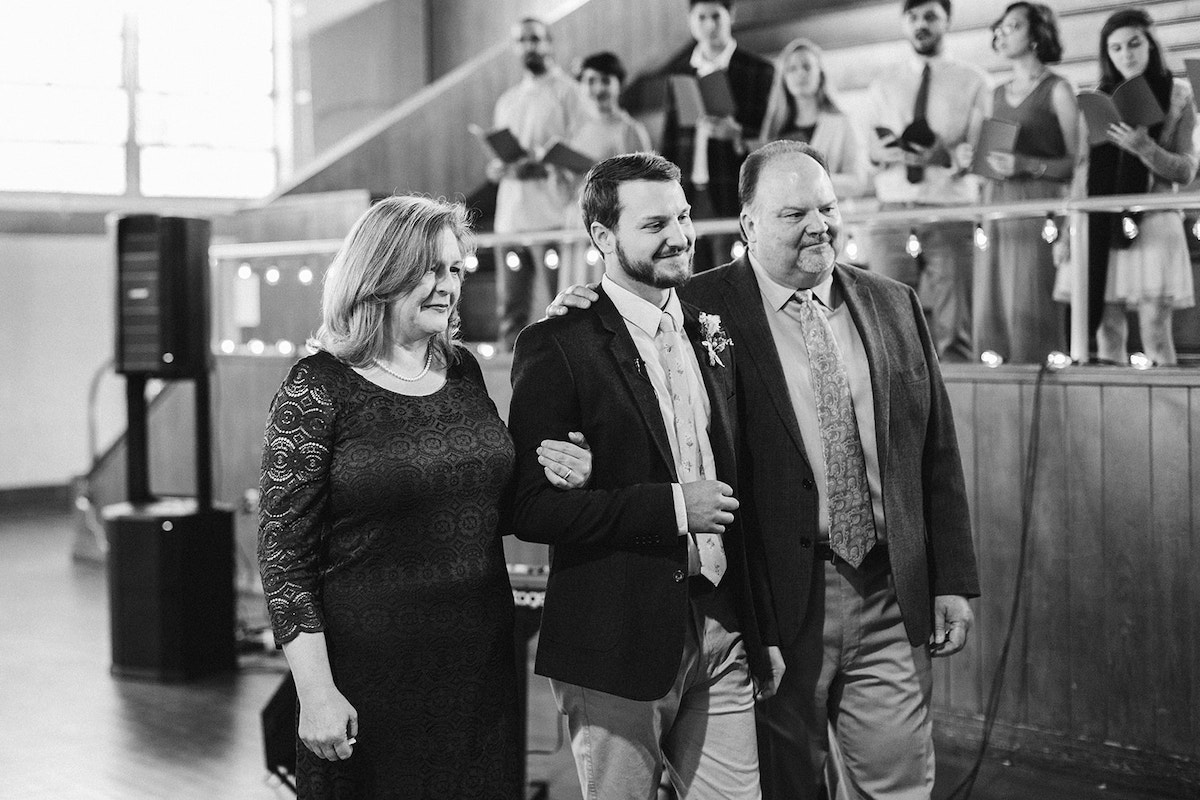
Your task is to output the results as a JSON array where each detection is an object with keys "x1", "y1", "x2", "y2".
[
  {"x1": 905, "y1": 228, "x2": 922, "y2": 259},
  {"x1": 237, "y1": 263, "x2": 253, "y2": 280},
  {"x1": 585, "y1": 247, "x2": 601, "y2": 265},
  {"x1": 463, "y1": 254, "x2": 479, "y2": 273},
  {"x1": 974, "y1": 224, "x2": 988, "y2": 250},
  {"x1": 544, "y1": 249, "x2": 559, "y2": 270},
  {"x1": 1045, "y1": 351, "x2": 1072, "y2": 370},
  {"x1": 276, "y1": 340, "x2": 295, "y2": 356},
  {"x1": 265, "y1": 267, "x2": 280, "y2": 285},
  {"x1": 1129, "y1": 352, "x2": 1153, "y2": 369},
  {"x1": 505, "y1": 251, "x2": 521, "y2": 271},
  {"x1": 1042, "y1": 215, "x2": 1059, "y2": 244},
  {"x1": 1192, "y1": 217, "x2": 1200, "y2": 241},
  {"x1": 730, "y1": 240, "x2": 746, "y2": 260},
  {"x1": 298, "y1": 267, "x2": 314, "y2": 285},
  {"x1": 1121, "y1": 215, "x2": 1139, "y2": 240},
  {"x1": 980, "y1": 350, "x2": 1004, "y2": 368},
  {"x1": 844, "y1": 234, "x2": 859, "y2": 262}
]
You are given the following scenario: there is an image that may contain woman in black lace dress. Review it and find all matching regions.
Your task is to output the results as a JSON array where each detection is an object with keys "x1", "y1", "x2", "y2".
[{"x1": 258, "y1": 196, "x2": 592, "y2": 799}]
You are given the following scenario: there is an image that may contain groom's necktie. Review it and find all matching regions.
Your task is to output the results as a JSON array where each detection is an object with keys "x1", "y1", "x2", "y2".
[
  {"x1": 794, "y1": 291, "x2": 876, "y2": 568},
  {"x1": 658, "y1": 312, "x2": 726, "y2": 585}
]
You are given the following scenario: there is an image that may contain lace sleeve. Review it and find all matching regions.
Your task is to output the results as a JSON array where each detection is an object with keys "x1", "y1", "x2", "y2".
[{"x1": 257, "y1": 358, "x2": 336, "y2": 645}]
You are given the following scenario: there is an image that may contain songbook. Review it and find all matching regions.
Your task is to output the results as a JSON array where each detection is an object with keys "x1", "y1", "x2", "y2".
[
  {"x1": 468, "y1": 124, "x2": 528, "y2": 163},
  {"x1": 876, "y1": 119, "x2": 936, "y2": 154},
  {"x1": 968, "y1": 117, "x2": 1021, "y2": 180},
  {"x1": 668, "y1": 71, "x2": 737, "y2": 126},
  {"x1": 1076, "y1": 75, "x2": 1167, "y2": 146},
  {"x1": 540, "y1": 139, "x2": 596, "y2": 174}
]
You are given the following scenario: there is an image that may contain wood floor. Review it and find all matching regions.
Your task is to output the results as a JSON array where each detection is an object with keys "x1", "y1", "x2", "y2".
[{"x1": 0, "y1": 509, "x2": 1177, "y2": 799}]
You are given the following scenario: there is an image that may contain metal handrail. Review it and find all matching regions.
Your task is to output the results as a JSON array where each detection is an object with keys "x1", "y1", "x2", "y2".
[
  {"x1": 206, "y1": 190, "x2": 1200, "y2": 258},
  {"x1": 207, "y1": 189, "x2": 1200, "y2": 363}
]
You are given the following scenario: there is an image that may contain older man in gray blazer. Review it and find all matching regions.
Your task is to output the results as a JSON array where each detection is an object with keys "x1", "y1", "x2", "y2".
[{"x1": 683, "y1": 140, "x2": 978, "y2": 799}]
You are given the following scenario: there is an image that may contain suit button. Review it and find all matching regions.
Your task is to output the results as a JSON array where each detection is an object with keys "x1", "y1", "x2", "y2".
[
  {"x1": 799, "y1": 538, "x2": 812, "y2": 548},
  {"x1": 673, "y1": 569, "x2": 686, "y2": 582},
  {"x1": 802, "y1": 478, "x2": 815, "y2": 490}
]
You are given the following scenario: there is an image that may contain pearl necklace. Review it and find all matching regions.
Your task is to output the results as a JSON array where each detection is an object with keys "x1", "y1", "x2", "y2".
[{"x1": 375, "y1": 345, "x2": 433, "y2": 383}]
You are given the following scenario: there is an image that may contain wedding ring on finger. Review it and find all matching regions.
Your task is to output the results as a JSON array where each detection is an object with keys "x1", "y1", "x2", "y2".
[{"x1": 565, "y1": 468, "x2": 573, "y2": 480}]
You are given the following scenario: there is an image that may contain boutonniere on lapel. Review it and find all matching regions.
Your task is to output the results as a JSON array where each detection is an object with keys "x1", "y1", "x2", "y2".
[{"x1": 697, "y1": 313, "x2": 732, "y2": 367}]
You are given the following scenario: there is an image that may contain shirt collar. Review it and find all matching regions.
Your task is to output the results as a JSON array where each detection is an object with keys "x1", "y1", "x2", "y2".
[
  {"x1": 747, "y1": 252, "x2": 836, "y2": 311},
  {"x1": 601, "y1": 274, "x2": 683, "y2": 336},
  {"x1": 690, "y1": 39, "x2": 736, "y2": 75},
  {"x1": 908, "y1": 50, "x2": 945, "y2": 74},
  {"x1": 521, "y1": 62, "x2": 565, "y2": 87}
]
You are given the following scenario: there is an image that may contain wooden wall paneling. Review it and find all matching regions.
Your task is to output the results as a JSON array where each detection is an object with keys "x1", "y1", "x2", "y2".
[
  {"x1": 939, "y1": 379, "x2": 982, "y2": 714},
  {"x1": 1148, "y1": 386, "x2": 1194, "y2": 755},
  {"x1": 1064, "y1": 383, "x2": 1106, "y2": 741},
  {"x1": 1101, "y1": 385, "x2": 1156, "y2": 749},
  {"x1": 1192, "y1": 387, "x2": 1200, "y2": 761},
  {"x1": 973, "y1": 380, "x2": 1026, "y2": 730},
  {"x1": 1022, "y1": 380, "x2": 1073, "y2": 733}
]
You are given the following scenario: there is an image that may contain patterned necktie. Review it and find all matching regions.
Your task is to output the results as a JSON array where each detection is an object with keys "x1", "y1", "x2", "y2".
[
  {"x1": 908, "y1": 62, "x2": 932, "y2": 184},
  {"x1": 794, "y1": 292, "x2": 876, "y2": 568},
  {"x1": 658, "y1": 312, "x2": 726, "y2": 585}
]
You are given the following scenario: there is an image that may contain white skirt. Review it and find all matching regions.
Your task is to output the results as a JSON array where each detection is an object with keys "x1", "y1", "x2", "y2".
[{"x1": 1054, "y1": 210, "x2": 1196, "y2": 309}]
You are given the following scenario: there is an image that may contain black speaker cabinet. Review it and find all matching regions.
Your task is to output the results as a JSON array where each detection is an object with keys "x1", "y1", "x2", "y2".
[
  {"x1": 105, "y1": 498, "x2": 236, "y2": 681},
  {"x1": 114, "y1": 214, "x2": 212, "y2": 378}
]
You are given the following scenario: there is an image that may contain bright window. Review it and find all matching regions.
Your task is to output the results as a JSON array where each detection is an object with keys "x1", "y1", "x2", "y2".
[{"x1": 0, "y1": 0, "x2": 280, "y2": 199}]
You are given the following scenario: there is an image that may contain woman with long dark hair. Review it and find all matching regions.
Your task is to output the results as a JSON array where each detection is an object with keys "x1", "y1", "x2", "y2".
[
  {"x1": 1073, "y1": 8, "x2": 1197, "y2": 365},
  {"x1": 962, "y1": 2, "x2": 1077, "y2": 363}
]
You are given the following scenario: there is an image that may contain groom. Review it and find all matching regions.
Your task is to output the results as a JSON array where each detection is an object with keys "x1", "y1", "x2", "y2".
[{"x1": 508, "y1": 151, "x2": 778, "y2": 799}]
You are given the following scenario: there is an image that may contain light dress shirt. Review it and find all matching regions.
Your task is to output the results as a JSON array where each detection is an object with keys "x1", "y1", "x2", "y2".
[
  {"x1": 493, "y1": 65, "x2": 587, "y2": 233},
  {"x1": 865, "y1": 51, "x2": 988, "y2": 206},
  {"x1": 601, "y1": 275, "x2": 716, "y2": 549},
  {"x1": 748, "y1": 256, "x2": 887, "y2": 543},
  {"x1": 689, "y1": 39, "x2": 737, "y2": 77}
]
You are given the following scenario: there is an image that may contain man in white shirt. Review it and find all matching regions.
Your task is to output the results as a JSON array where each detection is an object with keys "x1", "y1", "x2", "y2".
[
  {"x1": 862, "y1": 0, "x2": 989, "y2": 361},
  {"x1": 488, "y1": 18, "x2": 587, "y2": 349}
]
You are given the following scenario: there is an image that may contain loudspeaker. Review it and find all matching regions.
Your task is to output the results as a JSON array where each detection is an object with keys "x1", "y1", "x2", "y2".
[
  {"x1": 114, "y1": 214, "x2": 212, "y2": 378},
  {"x1": 105, "y1": 498, "x2": 236, "y2": 681}
]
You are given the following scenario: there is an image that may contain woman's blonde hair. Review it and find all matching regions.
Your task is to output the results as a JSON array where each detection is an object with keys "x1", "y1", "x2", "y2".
[
  {"x1": 314, "y1": 195, "x2": 474, "y2": 368},
  {"x1": 760, "y1": 38, "x2": 842, "y2": 142}
]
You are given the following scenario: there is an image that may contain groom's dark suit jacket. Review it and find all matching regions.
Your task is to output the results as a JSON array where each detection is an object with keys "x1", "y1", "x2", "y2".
[
  {"x1": 508, "y1": 289, "x2": 760, "y2": 701},
  {"x1": 681, "y1": 257, "x2": 979, "y2": 649}
]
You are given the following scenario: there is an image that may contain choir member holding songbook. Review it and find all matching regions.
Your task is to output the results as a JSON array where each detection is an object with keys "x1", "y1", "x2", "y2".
[
  {"x1": 1054, "y1": 8, "x2": 1198, "y2": 366},
  {"x1": 661, "y1": 0, "x2": 773, "y2": 270},
  {"x1": 958, "y1": 2, "x2": 1077, "y2": 364}
]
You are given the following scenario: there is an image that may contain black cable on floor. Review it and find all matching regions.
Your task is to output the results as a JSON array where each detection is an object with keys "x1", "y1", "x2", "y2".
[{"x1": 945, "y1": 361, "x2": 1052, "y2": 800}]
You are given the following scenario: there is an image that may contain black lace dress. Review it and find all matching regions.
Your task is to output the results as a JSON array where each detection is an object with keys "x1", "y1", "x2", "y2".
[{"x1": 258, "y1": 348, "x2": 520, "y2": 799}]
